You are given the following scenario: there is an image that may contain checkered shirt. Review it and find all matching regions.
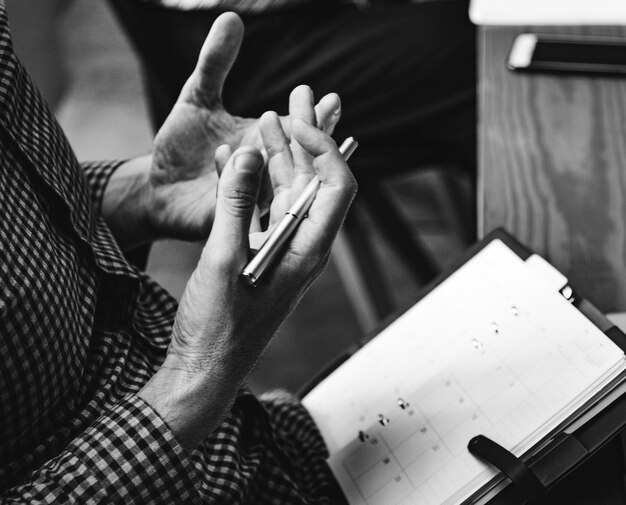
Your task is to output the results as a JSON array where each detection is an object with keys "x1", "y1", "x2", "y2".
[{"x1": 0, "y1": 7, "x2": 337, "y2": 504}]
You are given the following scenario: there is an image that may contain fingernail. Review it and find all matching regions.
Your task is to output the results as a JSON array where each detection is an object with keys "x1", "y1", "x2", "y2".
[
  {"x1": 332, "y1": 105, "x2": 341, "y2": 117},
  {"x1": 235, "y1": 152, "x2": 262, "y2": 173}
]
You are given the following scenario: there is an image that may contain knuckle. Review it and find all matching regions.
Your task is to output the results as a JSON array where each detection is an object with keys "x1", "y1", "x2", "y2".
[
  {"x1": 189, "y1": 85, "x2": 220, "y2": 110},
  {"x1": 222, "y1": 186, "x2": 258, "y2": 216},
  {"x1": 267, "y1": 143, "x2": 289, "y2": 159},
  {"x1": 201, "y1": 242, "x2": 238, "y2": 274},
  {"x1": 208, "y1": 247, "x2": 233, "y2": 270},
  {"x1": 292, "y1": 246, "x2": 327, "y2": 274}
]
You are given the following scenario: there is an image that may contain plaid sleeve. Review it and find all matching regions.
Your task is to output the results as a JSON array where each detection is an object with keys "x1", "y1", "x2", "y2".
[
  {"x1": 4, "y1": 395, "x2": 202, "y2": 504},
  {"x1": 81, "y1": 160, "x2": 126, "y2": 215}
]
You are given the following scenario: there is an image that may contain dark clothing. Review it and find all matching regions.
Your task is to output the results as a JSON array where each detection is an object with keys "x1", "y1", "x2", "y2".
[
  {"x1": 0, "y1": 7, "x2": 338, "y2": 503},
  {"x1": 108, "y1": 0, "x2": 477, "y2": 175}
]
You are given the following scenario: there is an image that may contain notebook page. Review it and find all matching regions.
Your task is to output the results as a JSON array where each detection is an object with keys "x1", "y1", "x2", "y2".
[{"x1": 302, "y1": 239, "x2": 626, "y2": 505}]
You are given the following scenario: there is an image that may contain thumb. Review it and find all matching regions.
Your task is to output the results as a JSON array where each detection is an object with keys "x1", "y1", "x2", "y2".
[
  {"x1": 215, "y1": 144, "x2": 263, "y2": 234},
  {"x1": 208, "y1": 147, "x2": 264, "y2": 255},
  {"x1": 178, "y1": 12, "x2": 244, "y2": 107}
]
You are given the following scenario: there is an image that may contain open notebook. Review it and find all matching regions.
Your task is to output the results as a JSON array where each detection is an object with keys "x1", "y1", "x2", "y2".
[{"x1": 302, "y1": 234, "x2": 626, "y2": 505}]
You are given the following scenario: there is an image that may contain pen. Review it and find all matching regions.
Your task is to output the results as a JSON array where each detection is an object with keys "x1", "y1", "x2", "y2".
[{"x1": 242, "y1": 137, "x2": 358, "y2": 287}]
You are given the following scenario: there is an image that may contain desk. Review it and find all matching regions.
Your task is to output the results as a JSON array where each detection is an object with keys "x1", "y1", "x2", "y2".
[
  {"x1": 478, "y1": 26, "x2": 626, "y2": 313},
  {"x1": 478, "y1": 25, "x2": 626, "y2": 503}
]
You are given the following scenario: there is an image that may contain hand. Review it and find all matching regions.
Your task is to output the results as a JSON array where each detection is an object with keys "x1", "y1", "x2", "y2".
[
  {"x1": 144, "y1": 12, "x2": 342, "y2": 242},
  {"x1": 138, "y1": 87, "x2": 357, "y2": 452},
  {"x1": 101, "y1": 13, "x2": 341, "y2": 250}
]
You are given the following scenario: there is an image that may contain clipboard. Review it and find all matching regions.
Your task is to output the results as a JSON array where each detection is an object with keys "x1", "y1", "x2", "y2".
[{"x1": 302, "y1": 228, "x2": 626, "y2": 505}]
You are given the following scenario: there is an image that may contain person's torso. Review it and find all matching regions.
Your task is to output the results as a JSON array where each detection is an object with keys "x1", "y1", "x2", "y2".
[{"x1": 0, "y1": 9, "x2": 175, "y2": 486}]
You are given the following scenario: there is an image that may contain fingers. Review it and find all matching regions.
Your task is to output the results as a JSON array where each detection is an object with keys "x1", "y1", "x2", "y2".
[
  {"x1": 259, "y1": 111, "x2": 295, "y2": 224},
  {"x1": 253, "y1": 117, "x2": 356, "y2": 280},
  {"x1": 315, "y1": 93, "x2": 342, "y2": 135},
  {"x1": 290, "y1": 118, "x2": 357, "y2": 245},
  {"x1": 178, "y1": 12, "x2": 244, "y2": 107},
  {"x1": 256, "y1": 92, "x2": 355, "y2": 260},
  {"x1": 292, "y1": 118, "x2": 355, "y2": 188},
  {"x1": 260, "y1": 111, "x2": 293, "y2": 188},
  {"x1": 288, "y1": 85, "x2": 317, "y2": 196},
  {"x1": 289, "y1": 85, "x2": 316, "y2": 126},
  {"x1": 207, "y1": 146, "x2": 264, "y2": 261}
]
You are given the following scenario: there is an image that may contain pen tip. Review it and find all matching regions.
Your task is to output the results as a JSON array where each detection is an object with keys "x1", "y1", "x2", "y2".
[{"x1": 242, "y1": 271, "x2": 258, "y2": 288}]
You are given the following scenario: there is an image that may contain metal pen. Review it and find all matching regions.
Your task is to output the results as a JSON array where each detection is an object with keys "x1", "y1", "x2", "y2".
[{"x1": 242, "y1": 137, "x2": 358, "y2": 287}]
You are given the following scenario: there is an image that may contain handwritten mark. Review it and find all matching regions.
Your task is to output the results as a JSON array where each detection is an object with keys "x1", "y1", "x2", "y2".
[{"x1": 397, "y1": 398, "x2": 410, "y2": 410}]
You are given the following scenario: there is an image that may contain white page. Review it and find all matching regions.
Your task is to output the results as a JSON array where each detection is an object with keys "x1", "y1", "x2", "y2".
[
  {"x1": 302, "y1": 240, "x2": 626, "y2": 505},
  {"x1": 469, "y1": 0, "x2": 626, "y2": 25}
]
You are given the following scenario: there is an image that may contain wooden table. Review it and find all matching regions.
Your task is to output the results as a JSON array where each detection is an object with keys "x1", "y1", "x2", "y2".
[
  {"x1": 478, "y1": 25, "x2": 626, "y2": 504},
  {"x1": 478, "y1": 25, "x2": 626, "y2": 313}
]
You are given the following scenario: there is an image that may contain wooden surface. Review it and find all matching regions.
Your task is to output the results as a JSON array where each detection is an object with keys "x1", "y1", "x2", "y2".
[{"x1": 479, "y1": 26, "x2": 626, "y2": 312}]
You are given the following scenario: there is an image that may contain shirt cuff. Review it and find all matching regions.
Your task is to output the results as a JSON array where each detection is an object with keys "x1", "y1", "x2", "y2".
[
  {"x1": 81, "y1": 160, "x2": 126, "y2": 215},
  {"x1": 66, "y1": 394, "x2": 201, "y2": 503}
]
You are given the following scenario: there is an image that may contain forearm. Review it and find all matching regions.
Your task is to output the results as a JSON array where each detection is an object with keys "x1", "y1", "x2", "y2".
[
  {"x1": 137, "y1": 353, "x2": 247, "y2": 453},
  {"x1": 100, "y1": 154, "x2": 157, "y2": 251}
]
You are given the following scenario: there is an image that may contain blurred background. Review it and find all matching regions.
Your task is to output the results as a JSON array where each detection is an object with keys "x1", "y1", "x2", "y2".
[{"x1": 6, "y1": 0, "x2": 467, "y2": 394}]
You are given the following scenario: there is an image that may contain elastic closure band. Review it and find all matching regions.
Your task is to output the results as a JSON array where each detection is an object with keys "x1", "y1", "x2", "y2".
[{"x1": 468, "y1": 435, "x2": 546, "y2": 504}]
